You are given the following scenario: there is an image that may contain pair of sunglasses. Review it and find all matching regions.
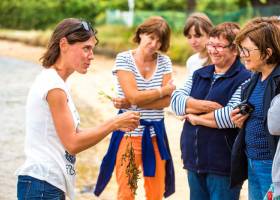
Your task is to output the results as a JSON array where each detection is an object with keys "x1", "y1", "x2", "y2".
[{"x1": 66, "y1": 20, "x2": 95, "y2": 36}]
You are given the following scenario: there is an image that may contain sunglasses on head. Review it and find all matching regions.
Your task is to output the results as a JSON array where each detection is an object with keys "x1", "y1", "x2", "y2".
[{"x1": 66, "y1": 20, "x2": 95, "y2": 36}]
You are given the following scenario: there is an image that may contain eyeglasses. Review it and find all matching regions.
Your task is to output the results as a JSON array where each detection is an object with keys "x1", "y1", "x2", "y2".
[
  {"x1": 206, "y1": 43, "x2": 232, "y2": 52},
  {"x1": 65, "y1": 20, "x2": 94, "y2": 36},
  {"x1": 237, "y1": 46, "x2": 259, "y2": 57}
]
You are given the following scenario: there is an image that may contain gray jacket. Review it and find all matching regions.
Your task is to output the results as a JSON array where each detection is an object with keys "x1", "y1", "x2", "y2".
[{"x1": 268, "y1": 94, "x2": 280, "y2": 197}]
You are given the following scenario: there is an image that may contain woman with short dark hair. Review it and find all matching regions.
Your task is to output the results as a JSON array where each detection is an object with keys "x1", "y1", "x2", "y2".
[
  {"x1": 171, "y1": 22, "x2": 251, "y2": 200},
  {"x1": 231, "y1": 21, "x2": 280, "y2": 200},
  {"x1": 171, "y1": 22, "x2": 250, "y2": 200}
]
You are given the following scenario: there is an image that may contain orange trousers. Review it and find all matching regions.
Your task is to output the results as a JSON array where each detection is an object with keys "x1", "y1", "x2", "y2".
[{"x1": 115, "y1": 136, "x2": 166, "y2": 200}]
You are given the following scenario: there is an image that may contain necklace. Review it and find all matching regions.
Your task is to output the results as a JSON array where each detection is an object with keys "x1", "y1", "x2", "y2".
[
  {"x1": 144, "y1": 66, "x2": 151, "y2": 71},
  {"x1": 133, "y1": 49, "x2": 156, "y2": 73}
]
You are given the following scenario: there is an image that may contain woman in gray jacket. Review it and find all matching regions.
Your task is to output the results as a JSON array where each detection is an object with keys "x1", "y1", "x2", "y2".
[{"x1": 265, "y1": 94, "x2": 280, "y2": 200}]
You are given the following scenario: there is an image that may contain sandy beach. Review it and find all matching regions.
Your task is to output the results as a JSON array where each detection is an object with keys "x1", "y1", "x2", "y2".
[{"x1": 0, "y1": 39, "x2": 247, "y2": 200}]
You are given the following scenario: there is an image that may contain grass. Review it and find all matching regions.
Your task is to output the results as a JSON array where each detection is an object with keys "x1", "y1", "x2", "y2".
[
  {"x1": 0, "y1": 25, "x2": 192, "y2": 65},
  {"x1": 0, "y1": 29, "x2": 51, "y2": 47}
]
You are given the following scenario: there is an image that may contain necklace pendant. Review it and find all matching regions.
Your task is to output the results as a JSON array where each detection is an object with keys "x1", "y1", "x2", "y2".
[{"x1": 144, "y1": 67, "x2": 150, "y2": 72}]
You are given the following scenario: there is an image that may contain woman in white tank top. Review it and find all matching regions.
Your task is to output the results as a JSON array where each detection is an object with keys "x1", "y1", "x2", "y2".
[{"x1": 16, "y1": 18, "x2": 140, "y2": 200}]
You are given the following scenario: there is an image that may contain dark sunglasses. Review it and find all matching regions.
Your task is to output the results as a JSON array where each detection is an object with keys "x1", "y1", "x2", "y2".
[{"x1": 65, "y1": 20, "x2": 95, "y2": 36}]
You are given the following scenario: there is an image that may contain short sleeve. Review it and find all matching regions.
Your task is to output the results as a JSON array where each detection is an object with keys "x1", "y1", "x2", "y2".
[
  {"x1": 39, "y1": 70, "x2": 67, "y2": 101},
  {"x1": 160, "y1": 54, "x2": 172, "y2": 74},
  {"x1": 112, "y1": 51, "x2": 133, "y2": 75}
]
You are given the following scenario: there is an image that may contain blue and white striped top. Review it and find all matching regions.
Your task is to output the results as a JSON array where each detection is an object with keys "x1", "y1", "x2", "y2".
[
  {"x1": 113, "y1": 50, "x2": 172, "y2": 136},
  {"x1": 171, "y1": 73, "x2": 249, "y2": 129}
]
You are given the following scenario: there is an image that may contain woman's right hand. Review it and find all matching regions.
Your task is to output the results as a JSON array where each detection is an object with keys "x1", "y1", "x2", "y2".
[
  {"x1": 114, "y1": 111, "x2": 140, "y2": 132},
  {"x1": 201, "y1": 100, "x2": 223, "y2": 112},
  {"x1": 230, "y1": 108, "x2": 249, "y2": 128}
]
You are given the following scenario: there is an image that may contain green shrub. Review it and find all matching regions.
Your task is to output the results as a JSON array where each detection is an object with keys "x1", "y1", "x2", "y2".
[
  {"x1": 96, "y1": 25, "x2": 191, "y2": 65},
  {"x1": 0, "y1": 25, "x2": 192, "y2": 65},
  {"x1": 168, "y1": 34, "x2": 192, "y2": 65},
  {"x1": 0, "y1": 0, "x2": 103, "y2": 30}
]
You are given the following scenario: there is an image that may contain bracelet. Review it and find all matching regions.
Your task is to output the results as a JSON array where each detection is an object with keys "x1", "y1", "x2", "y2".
[
  {"x1": 157, "y1": 88, "x2": 163, "y2": 98},
  {"x1": 131, "y1": 104, "x2": 137, "y2": 110}
]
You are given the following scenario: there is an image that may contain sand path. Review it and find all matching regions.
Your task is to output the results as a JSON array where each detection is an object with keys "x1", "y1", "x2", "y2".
[{"x1": 0, "y1": 39, "x2": 247, "y2": 200}]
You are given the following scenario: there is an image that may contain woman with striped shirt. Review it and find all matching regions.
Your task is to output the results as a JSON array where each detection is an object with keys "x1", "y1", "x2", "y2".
[{"x1": 94, "y1": 16, "x2": 176, "y2": 200}]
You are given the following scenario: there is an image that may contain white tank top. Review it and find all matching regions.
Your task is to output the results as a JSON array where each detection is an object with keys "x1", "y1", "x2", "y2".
[{"x1": 16, "y1": 68, "x2": 80, "y2": 200}]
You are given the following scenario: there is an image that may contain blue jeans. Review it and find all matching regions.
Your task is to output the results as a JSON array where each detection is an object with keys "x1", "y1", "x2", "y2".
[
  {"x1": 247, "y1": 158, "x2": 272, "y2": 200},
  {"x1": 17, "y1": 175, "x2": 65, "y2": 200},
  {"x1": 187, "y1": 171, "x2": 241, "y2": 200}
]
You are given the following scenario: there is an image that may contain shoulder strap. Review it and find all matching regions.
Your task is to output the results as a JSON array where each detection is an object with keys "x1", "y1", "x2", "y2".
[
  {"x1": 242, "y1": 74, "x2": 258, "y2": 101},
  {"x1": 274, "y1": 76, "x2": 280, "y2": 95}
]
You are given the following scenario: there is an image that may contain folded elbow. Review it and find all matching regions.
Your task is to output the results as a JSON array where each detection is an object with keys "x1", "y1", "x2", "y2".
[
  {"x1": 163, "y1": 100, "x2": 171, "y2": 108},
  {"x1": 268, "y1": 124, "x2": 280, "y2": 135},
  {"x1": 268, "y1": 110, "x2": 280, "y2": 135},
  {"x1": 64, "y1": 143, "x2": 79, "y2": 155},
  {"x1": 268, "y1": 128, "x2": 280, "y2": 136},
  {"x1": 127, "y1": 96, "x2": 139, "y2": 105}
]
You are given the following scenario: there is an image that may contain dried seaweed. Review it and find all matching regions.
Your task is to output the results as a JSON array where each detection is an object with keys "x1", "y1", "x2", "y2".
[{"x1": 121, "y1": 136, "x2": 141, "y2": 195}]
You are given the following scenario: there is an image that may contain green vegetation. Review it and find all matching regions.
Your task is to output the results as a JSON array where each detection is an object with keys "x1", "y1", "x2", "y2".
[
  {"x1": 0, "y1": 0, "x2": 185, "y2": 30},
  {"x1": 0, "y1": 0, "x2": 279, "y2": 65},
  {"x1": 1, "y1": 0, "x2": 279, "y2": 30},
  {"x1": 96, "y1": 25, "x2": 191, "y2": 65},
  {"x1": 0, "y1": 0, "x2": 106, "y2": 29},
  {"x1": 0, "y1": 29, "x2": 51, "y2": 46},
  {"x1": 0, "y1": 25, "x2": 191, "y2": 65}
]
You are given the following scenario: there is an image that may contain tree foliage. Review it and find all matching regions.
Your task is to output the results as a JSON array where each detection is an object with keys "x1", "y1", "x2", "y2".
[
  {"x1": 0, "y1": 0, "x2": 105, "y2": 29},
  {"x1": 0, "y1": 0, "x2": 187, "y2": 30},
  {"x1": 1, "y1": 0, "x2": 280, "y2": 30},
  {"x1": 135, "y1": 0, "x2": 186, "y2": 11}
]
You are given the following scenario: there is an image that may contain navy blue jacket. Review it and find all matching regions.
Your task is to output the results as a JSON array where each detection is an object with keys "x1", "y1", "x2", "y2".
[
  {"x1": 94, "y1": 117, "x2": 175, "y2": 197},
  {"x1": 181, "y1": 58, "x2": 251, "y2": 175},
  {"x1": 230, "y1": 65, "x2": 280, "y2": 187}
]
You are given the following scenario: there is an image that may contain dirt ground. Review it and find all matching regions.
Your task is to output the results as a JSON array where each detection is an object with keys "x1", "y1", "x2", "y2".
[{"x1": 0, "y1": 39, "x2": 248, "y2": 200}]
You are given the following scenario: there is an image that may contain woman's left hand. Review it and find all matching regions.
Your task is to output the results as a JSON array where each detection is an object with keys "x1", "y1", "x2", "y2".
[
  {"x1": 185, "y1": 114, "x2": 199, "y2": 125},
  {"x1": 230, "y1": 108, "x2": 249, "y2": 128},
  {"x1": 112, "y1": 97, "x2": 131, "y2": 109}
]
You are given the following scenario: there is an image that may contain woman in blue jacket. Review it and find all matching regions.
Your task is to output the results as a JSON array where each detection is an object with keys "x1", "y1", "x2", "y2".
[
  {"x1": 171, "y1": 22, "x2": 251, "y2": 200},
  {"x1": 230, "y1": 21, "x2": 280, "y2": 200}
]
